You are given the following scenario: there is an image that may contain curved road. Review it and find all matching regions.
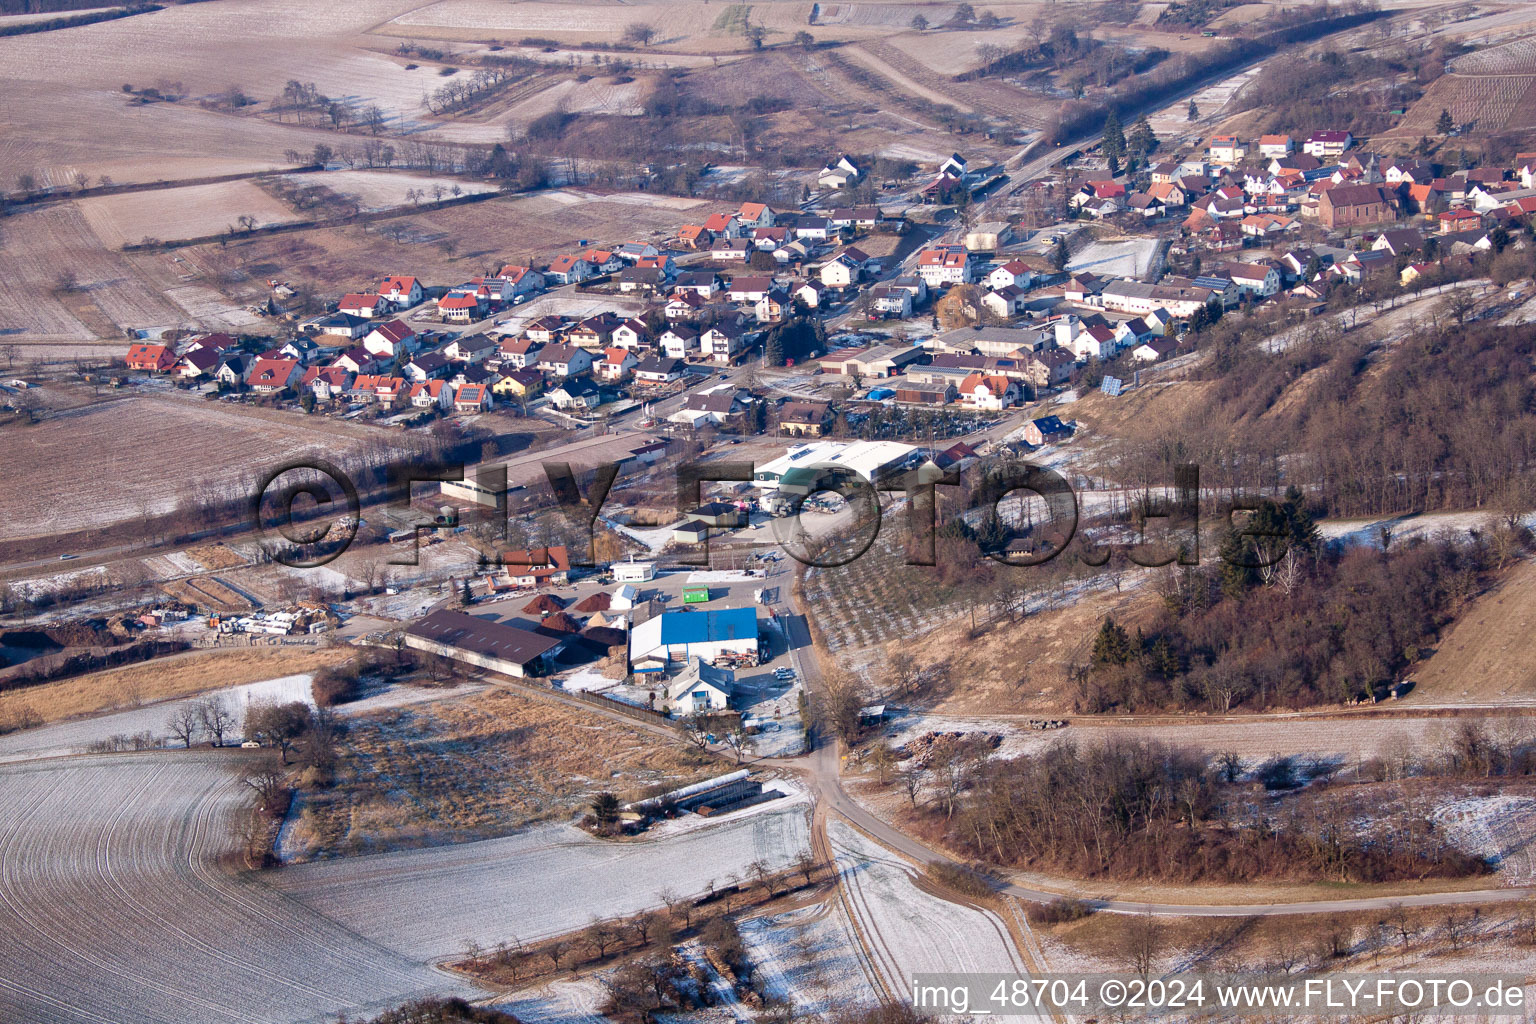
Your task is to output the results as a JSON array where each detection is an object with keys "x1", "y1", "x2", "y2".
[{"x1": 772, "y1": 574, "x2": 1536, "y2": 918}]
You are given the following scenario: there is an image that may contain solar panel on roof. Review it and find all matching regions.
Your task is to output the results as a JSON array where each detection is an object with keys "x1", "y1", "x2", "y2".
[{"x1": 1101, "y1": 376, "x2": 1125, "y2": 397}]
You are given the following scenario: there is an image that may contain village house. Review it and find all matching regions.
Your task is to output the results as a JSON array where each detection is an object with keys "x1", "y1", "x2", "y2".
[
  {"x1": 677, "y1": 224, "x2": 713, "y2": 250},
  {"x1": 819, "y1": 252, "x2": 860, "y2": 289},
  {"x1": 332, "y1": 346, "x2": 383, "y2": 375},
  {"x1": 869, "y1": 285, "x2": 913, "y2": 319},
  {"x1": 1209, "y1": 135, "x2": 1246, "y2": 165},
  {"x1": 1437, "y1": 207, "x2": 1484, "y2": 234},
  {"x1": 618, "y1": 267, "x2": 667, "y2": 294},
  {"x1": 444, "y1": 333, "x2": 495, "y2": 363},
  {"x1": 700, "y1": 323, "x2": 751, "y2": 364},
  {"x1": 375, "y1": 276, "x2": 421, "y2": 307},
  {"x1": 597, "y1": 347, "x2": 638, "y2": 382},
  {"x1": 670, "y1": 389, "x2": 748, "y2": 429},
  {"x1": 987, "y1": 260, "x2": 1033, "y2": 292},
  {"x1": 215, "y1": 354, "x2": 251, "y2": 386},
  {"x1": 794, "y1": 279, "x2": 827, "y2": 309},
  {"x1": 1022, "y1": 415, "x2": 1073, "y2": 447},
  {"x1": 362, "y1": 320, "x2": 417, "y2": 359},
  {"x1": 494, "y1": 265, "x2": 545, "y2": 299},
  {"x1": 737, "y1": 202, "x2": 777, "y2": 229},
  {"x1": 245, "y1": 356, "x2": 301, "y2": 394},
  {"x1": 982, "y1": 286, "x2": 1027, "y2": 319},
  {"x1": 674, "y1": 271, "x2": 722, "y2": 298},
  {"x1": 818, "y1": 155, "x2": 861, "y2": 190},
  {"x1": 174, "y1": 347, "x2": 221, "y2": 379},
  {"x1": 301, "y1": 365, "x2": 353, "y2": 402},
  {"x1": 1133, "y1": 337, "x2": 1179, "y2": 362},
  {"x1": 1372, "y1": 228, "x2": 1425, "y2": 258},
  {"x1": 726, "y1": 276, "x2": 776, "y2": 304},
  {"x1": 659, "y1": 325, "x2": 699, "y2": 360},
  {"x1": 1222, "y1": 262, "x2": 1282, "y2": 298},
  {"x1": 1258, "y1": 134, "x2": 1293, "y2": 159},
  {"x1": 635, "y1": 355, "x2": 686, "y2": 383},
  {"x1": 536, "y1": 343, "x2": 595, "y2": 377},
  {"x1": 665, "y1": 291, "x2": 708, "y2": 321},
  {"x1": 611, "y1": 318, "x2": 648, "y2": 349},
  {"x1": 755, "y1": 287, "x2": 791, "y2": 323},
  {"x1": 524, "y1": 316, "x2": 567, "y2": 343},
  {"x1": 453, "y1": 382, "x2": 492, "y2": 413},
  {"x1": 338, "y1": 293, "x2": 388, "y2": 318},
  {"x1": 710, "y1": 237, "x2": 752, "y2": 262},
  {"x1": 125, "y1": 342, "x2": 177, "y2": 372},
  {"x1": 402, "y1": 351, "x2": 449, "y2": 382},
  {"x1": 545, "y1": 255, "x2": 596, "y2": 285},
  {"x1": 916, "y1": 244, "x2": 973, "y2": 287},
  {"x1": 958, "y1": 373, "x2": 1022, "y2": 411},
  {"x1": 408, "y1": 379, "x2": 453, "y2": 411},
  {"x1": 493, "y1": 369, "x2": 543, "y2": 401},
  {"x1": 1303, "y1": 131, "x2": 1353, "y2": 160},
  {"x1": 438, "y1": 294, "x2": 484, "y2": 322},
  {"x1": 497, "y1": 336, "x2": 543, "y2": 369},
  {"x1": 569, "y1": 313, "x2": 624, "y2": 349},
  {"x1": 778, "y1": 400, "x2": 834, "y2": 437},
  {"x1": 577, "y1": 248, "x2": 624, "y2": 275},
  {"x1": 548, "y1": 378, "x2": 604, "y2": 412}
]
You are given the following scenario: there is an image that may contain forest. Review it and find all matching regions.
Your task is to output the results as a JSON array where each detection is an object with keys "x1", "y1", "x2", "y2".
[
  {"x1": 936, "y1": 739, "x2": 1491, "y2": 884},
  {"x1": 1073, "y1": 493, "x2": 1510, "y2": 712}
]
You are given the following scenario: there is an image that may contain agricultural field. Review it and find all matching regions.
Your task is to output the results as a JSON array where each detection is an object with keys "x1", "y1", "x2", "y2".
[
  {"x1": 277, "y1": 169, "x2": 497, "y2": 209},
  {"x1": 279, "y1": 687, "x2": 716, "y2": 860},
  {"x1": 0, "y1": 205, "x2": 181, "y2": 340},
  {"x1": 0, "y1": 673, "x2": 317, "y2": 763},
  {"x1": 0, "y1": 646, "x2": 350, "y2": 731},
  {"x1": 271, "y1": 801, "x2": 813, "y2": 958},
  {"x1": 0, "y1": 394, "x2": 402, "y2": 541},
  {"x1": 740, "y1": 903, "x2": 876, "y2": 1016},
  {"x1": 829, "y1": 822, "x2": 1029, "y2": 997},
  {"x1": 0, "y1": 752, "x2": 470, "y2": 1024},
  {"x1": 75, "y1": 180, "x2": 303, "y2": 248},
  {"x1": 1393, "y1": 71, "x2": 1536, "y2": 137}
]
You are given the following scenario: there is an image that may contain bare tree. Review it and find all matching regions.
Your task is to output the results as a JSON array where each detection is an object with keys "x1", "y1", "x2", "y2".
[
  {"x1": 1123, "y1": 909, "x2": 1161, "y2": 978},
  {"x1": 166, "y1": 704, "x2": 200, "y2": 748},
  {"x1": 196, "y1": 697, "x2": 236, "y2": 747}
]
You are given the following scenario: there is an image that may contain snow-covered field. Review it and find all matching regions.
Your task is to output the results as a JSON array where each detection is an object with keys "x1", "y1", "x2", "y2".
[
  {"x1": 829, "y1": 822, "x2": 1028, "y2": 999},
  {"x1": 1065, "y1": 237, "x2": 1161, "y2": 279},
  {"x1": 741, "y1": 903, "x2": 877, "y2": 1017},
  {"x1": 272, "y1": 801, "x2": 812, "y2": 959},
  {"x1": 280, "y1": 169, "x2": 496, "y2": 210},
  {"x1": 0, "y1": 673, "x2": 316, "y2": 763},
  {"x1": 0, "y1": 752, "x2": 471, "y2": 1024},
  {"x1": 1433, "y1": 794, "x2": 1536, "y2": 885}
]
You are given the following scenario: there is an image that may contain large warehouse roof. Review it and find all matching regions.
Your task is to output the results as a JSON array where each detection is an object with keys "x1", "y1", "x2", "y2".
[
  {"x1": 406, "y1": 609, "x2": 562, "y2": 665},
  {"x1": 658, "y1": 607, "x2": 759, "y2": 644}
]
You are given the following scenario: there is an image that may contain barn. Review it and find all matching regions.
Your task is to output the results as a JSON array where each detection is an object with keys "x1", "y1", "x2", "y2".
[{"x1": 629, "y1": 608, "x2": 760, "y2": 671}]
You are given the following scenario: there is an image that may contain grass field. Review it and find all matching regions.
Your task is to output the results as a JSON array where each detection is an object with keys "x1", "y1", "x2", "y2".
[
  {"x1": 1406, "y1": 557, "x2": 1536, "y2": 705},
  {"x1": 0, "y1": 646, "x2": 352, "y2": 730},
  {"x1": 281, "y1": 686, "x2": 715, "y2": 860}
]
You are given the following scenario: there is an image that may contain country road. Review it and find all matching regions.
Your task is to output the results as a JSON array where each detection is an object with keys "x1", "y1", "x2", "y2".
[{"x1": 773, "y1": 567, "x2": 1536, "y2": 919}]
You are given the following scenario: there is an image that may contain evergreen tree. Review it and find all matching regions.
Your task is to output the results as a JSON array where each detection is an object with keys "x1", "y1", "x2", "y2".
[
  {"x1": 1091, "y1": 618, "x2": 1135, "y2": 666},
  {"x1": 1435, "y1": 108, "x2": 1454, "y2": 135},
  {"x1": 460, "y1": 579, "x2": 473, "y2": 606},
  {"x1": 1102, "y1": 108, "x2": 1125, "y2": 164},
  {"x1": 1050, "y1": 237, "x2": 1069, "y2": 271},
  {"x1": 1186, "y1": 99, "x2": 1199, "y2": 121},
  {"x1": 1128, "y1": 112, "x2": 1156, "y2": 157},
  {"x1": 763, "y1": 328, "x2": 784, "y2": 367}
]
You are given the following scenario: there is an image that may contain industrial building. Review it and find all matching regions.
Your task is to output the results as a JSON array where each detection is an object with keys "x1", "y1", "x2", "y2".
[
  {"x1": 753, "y1": 440, "x2": 920, "y2": 494},
  {"x1": 630, "y1": 607, "x2": 760, "y2": 671},
  {"x1": 404, "y1": 609, "x2": 566, "y2": 678}
]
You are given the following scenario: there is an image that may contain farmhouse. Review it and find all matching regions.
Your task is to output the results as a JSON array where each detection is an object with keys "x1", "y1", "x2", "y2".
[
  {"x1": 404, "y1": 609, "x2": 564, "y2": 678},
  {"x1": 630, "y1": 608, "x2": 760, "y2": 671}
]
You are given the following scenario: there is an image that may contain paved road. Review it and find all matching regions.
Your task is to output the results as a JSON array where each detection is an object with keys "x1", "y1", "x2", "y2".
[{"x1": 770, "y1": 569, "x2": 1536, "y2": 918}]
